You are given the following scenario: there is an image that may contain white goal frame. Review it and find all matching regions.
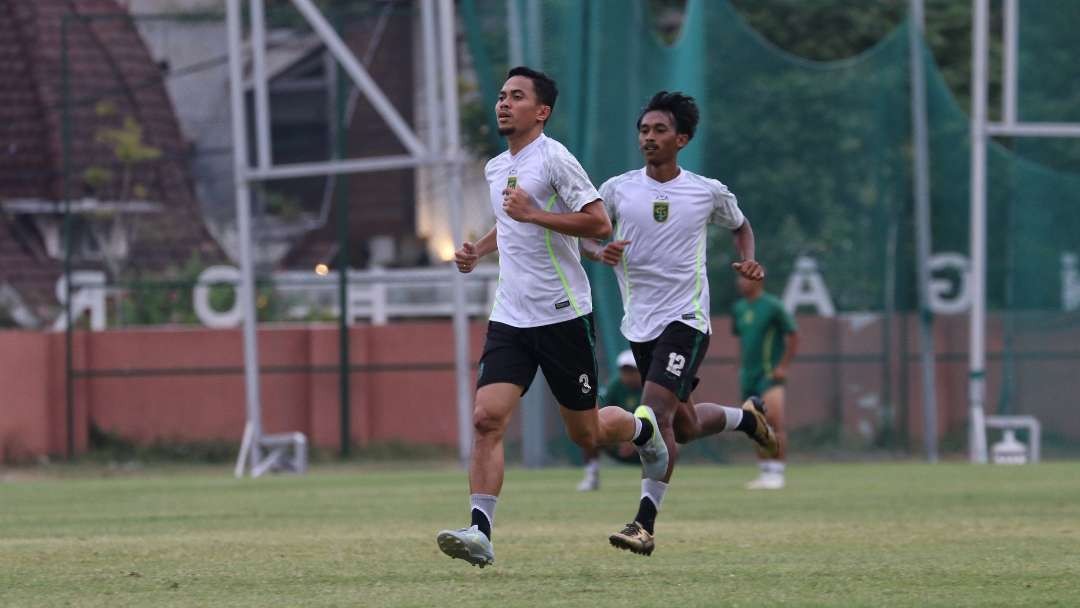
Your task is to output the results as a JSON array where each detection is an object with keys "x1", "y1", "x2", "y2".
[{"x1": 968, "y1": 0, "x2": 1076, "y2": 463}]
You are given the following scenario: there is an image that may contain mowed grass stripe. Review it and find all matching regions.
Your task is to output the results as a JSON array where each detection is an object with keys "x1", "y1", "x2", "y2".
[{"x1": 0, "y1": 462, "x2": 1077, "y2": 607}]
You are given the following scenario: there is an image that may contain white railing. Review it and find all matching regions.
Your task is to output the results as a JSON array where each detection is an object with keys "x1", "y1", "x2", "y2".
[{"x1": 274, "y1": 264, "x2": 499, "y2": 325}]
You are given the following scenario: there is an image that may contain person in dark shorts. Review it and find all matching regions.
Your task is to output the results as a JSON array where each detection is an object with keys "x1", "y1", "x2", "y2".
[
  {"x1": 583, "y1": 91, "x2": 779, "y2": 556},
  {"x1": 435, "y1": 67, "x2": 666, "y2": 568},
  {"x1": 734, "y1": 275, "x2": 798, "y2": 490}
]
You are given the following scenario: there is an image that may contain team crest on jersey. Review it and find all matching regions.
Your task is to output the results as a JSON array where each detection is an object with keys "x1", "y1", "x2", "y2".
[{"x1": 652, "y1": 201, "x2": 669, "y2": 223}]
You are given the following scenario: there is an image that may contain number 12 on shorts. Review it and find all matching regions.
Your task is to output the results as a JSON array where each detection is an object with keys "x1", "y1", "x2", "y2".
[{"x1": 666, "y1": 352, "x2": 685, "y2": 377}]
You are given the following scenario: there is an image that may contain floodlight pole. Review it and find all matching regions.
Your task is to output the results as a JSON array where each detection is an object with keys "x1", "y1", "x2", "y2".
[
  {"x1": 227, "y1": 0, "x2": 264, "y2": 471},
  {"x1": 525, "y1": 0, "x2": 542, "y2": 66},
  {"x1": 251, "y1": 0, "x2": 272, "y2": 170},
  {"x1": 506, "y1": 0, "x2": 524, "y2": 67},
  {"x1": 420, "y1": 0, "x2": 441, "y2": 169},
  {"x1": 440, "y1": 0, "x2": 474, "y2": 466},
  {"x1": 969, "y1": 0, "x2": 990, "y2": 463},
  {"x1": 909, "y1": 0, "x2": 938, "y2": 462},
  {"x1": 425, "y1": 0, "x2": 474, "y2": 466},
  {"x1": 1003, "y1": 0, "x2": 1018, "y2": 127}
]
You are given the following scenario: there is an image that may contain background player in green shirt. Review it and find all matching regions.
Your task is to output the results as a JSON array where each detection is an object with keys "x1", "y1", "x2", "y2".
[
  {"x1": 733, "y1": 275, "x2": 799, "y2": 489},
  {"x1": 577, "y1": 350, "x2": 643, "y2": 491}
]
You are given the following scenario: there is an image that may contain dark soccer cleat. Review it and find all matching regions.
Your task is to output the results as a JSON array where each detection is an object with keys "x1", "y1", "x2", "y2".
[
  {"x1": 742, "y1": 396, "x2": 780, "y2": 459},
  {"x1": 608, "y1": 521, "x2": 655, "y2": 556}
]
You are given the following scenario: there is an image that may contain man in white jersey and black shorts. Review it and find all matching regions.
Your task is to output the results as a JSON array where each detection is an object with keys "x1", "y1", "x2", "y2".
[
  {"x1": 435, "y1": 68, "x2": 670, "y2": 568},
  {"x1": 583, "y1": 91, "x2": 780, "y2": 556}
]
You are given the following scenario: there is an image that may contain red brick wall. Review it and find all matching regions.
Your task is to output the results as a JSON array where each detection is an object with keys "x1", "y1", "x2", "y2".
[
  {"x1": 1, "y1": 314, "x2": 1078, "y2": 462},
  {"x1": 0, "y1": 322, "x2": 488, "y2": 461}
]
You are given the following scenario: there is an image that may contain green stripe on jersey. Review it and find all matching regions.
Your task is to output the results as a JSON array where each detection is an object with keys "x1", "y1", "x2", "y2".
[{"x1": 543, "y1": 194, "x2": 583, "y2": 316}]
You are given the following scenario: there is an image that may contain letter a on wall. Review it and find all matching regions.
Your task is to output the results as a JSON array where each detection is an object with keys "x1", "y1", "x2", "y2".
[{"x1": 782, "y1": 256, "x2": 836, "y2": 317}]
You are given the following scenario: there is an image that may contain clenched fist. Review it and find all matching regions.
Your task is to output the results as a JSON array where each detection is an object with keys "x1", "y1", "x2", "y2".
[
  {"x1": 502, "y1": 188, "x2": 537, "y2": 223},
  {"x1": 455, "y1": 241, "x2": 478, "y2": 273},
  {"x1": 599, "y1": 240, "x2": 631, "y2": 266},
  {"x1": 732, "y1": 259, "x2": 765, "y2": 281}
]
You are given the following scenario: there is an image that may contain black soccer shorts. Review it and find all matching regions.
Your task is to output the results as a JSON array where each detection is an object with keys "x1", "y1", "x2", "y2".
[
  {"x1": 630, "y1": 321, "x2": 710, "y2": 402},
  {"x1": 476, "y1": 313, "x2": 598, "y2": 411}
]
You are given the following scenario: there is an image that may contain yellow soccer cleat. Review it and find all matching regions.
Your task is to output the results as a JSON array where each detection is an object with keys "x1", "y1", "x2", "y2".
[
  {"x1": 608, "y1": 521, "x2": 655, "y2": 556},
  {"x1": 742, "y1": 396, "x2": 780, "y2": 459}
]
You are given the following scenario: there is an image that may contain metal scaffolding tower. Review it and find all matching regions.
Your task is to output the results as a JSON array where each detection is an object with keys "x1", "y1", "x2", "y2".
[{"x1": 227, "y1": 0, "x2": 472, "y2": 477}]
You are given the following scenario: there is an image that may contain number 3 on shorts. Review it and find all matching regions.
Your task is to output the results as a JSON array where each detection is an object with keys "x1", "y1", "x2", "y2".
[
  {"x1": 579, "y1": 373, "x2": 592, "y2": 394},
  {"x1": 666, "y1": 352, "x2": 686, "y2": 377}
]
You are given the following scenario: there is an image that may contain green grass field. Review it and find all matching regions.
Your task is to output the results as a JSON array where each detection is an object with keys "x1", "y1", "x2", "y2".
[{"x1": 1, "y1": 462, "x2": 1078, "y2": 607}]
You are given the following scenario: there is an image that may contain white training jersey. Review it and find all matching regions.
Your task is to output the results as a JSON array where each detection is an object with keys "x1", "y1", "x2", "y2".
[
  {"x1": 485, "y1": 133, "x2": 600, "y2": 328},
  {"x1": 599, "y1": 167, "x2": 745, "y2": 342}
]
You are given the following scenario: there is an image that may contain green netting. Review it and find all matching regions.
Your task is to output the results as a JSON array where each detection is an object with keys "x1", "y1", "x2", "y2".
[
  {"x1": 1017, "y1": 0, "x2": 1080, "y2": 173},
  {"x1": 465, "y1": 0, "x2": 913, "y2": 358},
  {"x1": 463, "y1": 0, "x2": 1080, "y2": 456}
]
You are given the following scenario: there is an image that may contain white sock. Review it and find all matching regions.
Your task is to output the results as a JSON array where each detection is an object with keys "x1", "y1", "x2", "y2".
[
  {"x1": 721, "y1": 406, "x2": 744, "y2": 431},
  {"x1": 584, "y1": 459, "x2": 599, "y2": 477},
  {"x1": 632, "y1": 416, "x2": 643, "y2": 441},
  {"x1": 641, "y1": 478, "x2": 669, "y2": 510},
  {"x1": 470, "y1": 493, "x2": 497, "y2": 528},
  {"x1": 761, "y1": 460, "x2": 785, "y2": 476}
]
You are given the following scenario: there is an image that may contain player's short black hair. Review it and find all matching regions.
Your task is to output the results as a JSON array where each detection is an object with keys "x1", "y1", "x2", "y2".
[
  {"x1": 506, "y1": 66, "x2": 558, "y2": 118},
  {"x1": 636, "y1": 91, "x2": 700, "y2": 141}
]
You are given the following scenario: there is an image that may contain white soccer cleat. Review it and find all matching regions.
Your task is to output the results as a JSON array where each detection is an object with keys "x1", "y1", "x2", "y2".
[
  {"x1": 745, "y1": 473, "x2": 785, "y2": 490},
  {"x1": 436, "y1": 525, "x2": 495, "y2": 567},
  {"x1": 634, "y1": 405, "x2": 669, "y2": 481}
]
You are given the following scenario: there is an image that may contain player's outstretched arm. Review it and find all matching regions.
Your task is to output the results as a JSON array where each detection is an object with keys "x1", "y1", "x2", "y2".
[
  {"x1": 730, "y1": 218, "x2": 765, "y2": 281},
  {"x1": 504, "y1": 191, "x2": 612, "y2": 239},
  {"x1": 454, "y1": 225, "x2": 497, "y2": 273}
]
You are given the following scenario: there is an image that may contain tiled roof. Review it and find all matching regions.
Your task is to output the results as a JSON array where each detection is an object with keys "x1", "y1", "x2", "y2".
[
  {"x1": 0, "y1": 0, "x2": 223, "y2": 319},
  {"x1": 0, "y1": 0, "x2": 52, "y2": 199}
]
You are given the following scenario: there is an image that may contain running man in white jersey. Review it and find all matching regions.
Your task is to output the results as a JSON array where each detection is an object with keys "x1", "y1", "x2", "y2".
[
  {"x1": 435, "y1": 68, "x2": 668, "y2": 568},
  {"x1": 583, "y1": 91, "x2": 780, "y2": 556}
]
